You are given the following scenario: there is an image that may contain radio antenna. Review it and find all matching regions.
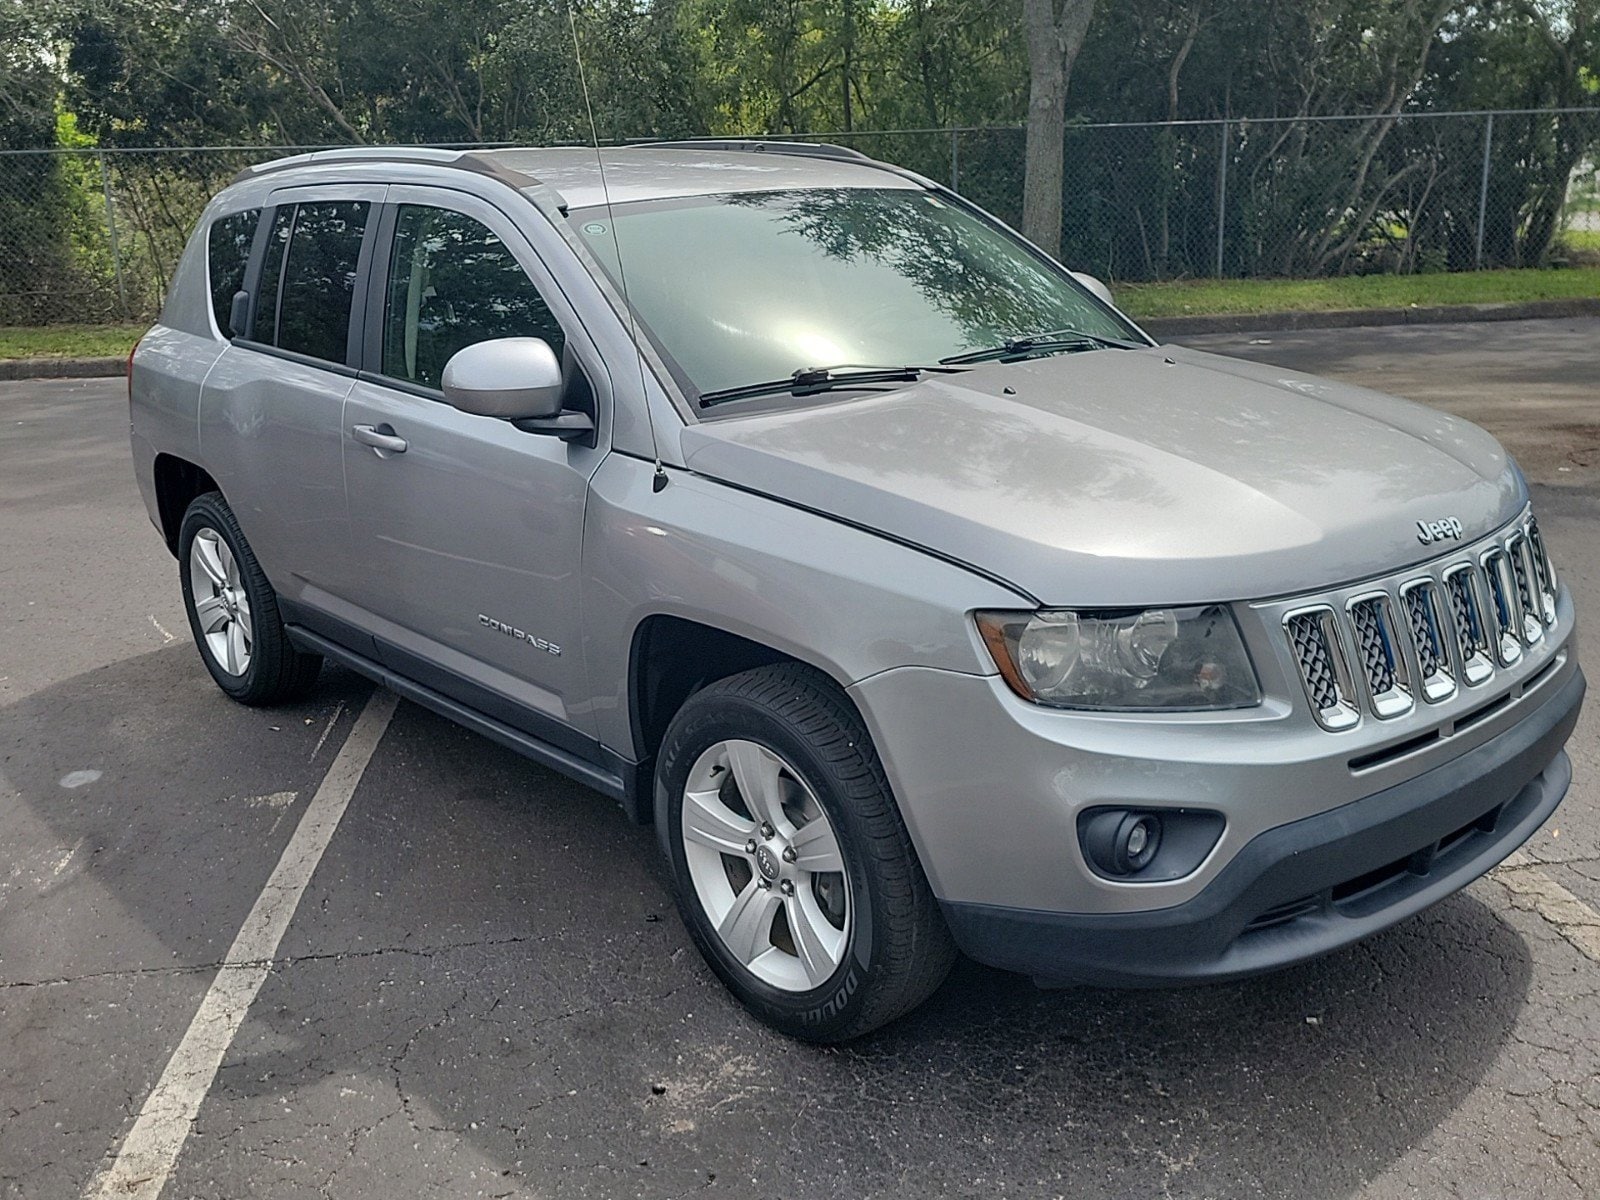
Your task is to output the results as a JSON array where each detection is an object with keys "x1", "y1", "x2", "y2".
[{"x1": 566, "y1": 3, "x2": 668, "y2": 492}]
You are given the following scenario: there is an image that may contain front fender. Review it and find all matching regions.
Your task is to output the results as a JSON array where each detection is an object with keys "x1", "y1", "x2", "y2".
[{"x1": 579, "y1": 454, "x2": 1026, "y2": 759}]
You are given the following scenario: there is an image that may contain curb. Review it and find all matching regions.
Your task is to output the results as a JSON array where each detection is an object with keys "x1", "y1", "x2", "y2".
[
  {"x1": 1139, "y1": 296, "x2": 1600, "y2": 338},
  {"x1": 0, "y1": 356, "x2": 127, "y2": 381}
]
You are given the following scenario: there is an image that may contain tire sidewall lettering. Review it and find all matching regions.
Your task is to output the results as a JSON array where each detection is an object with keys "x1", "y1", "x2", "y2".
[{"x1": 800, "y1": 966, "x2": 859, "y2": 1025}]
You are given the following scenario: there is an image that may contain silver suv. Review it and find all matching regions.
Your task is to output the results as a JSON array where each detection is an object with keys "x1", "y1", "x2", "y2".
[{"x1": 130, "y1": 142, "x2": 1584, "y2": 1040}]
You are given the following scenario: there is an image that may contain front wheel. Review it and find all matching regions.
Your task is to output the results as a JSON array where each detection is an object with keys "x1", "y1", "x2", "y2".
[{"x1": 656, "y1": 664, "x2": 955, "y2": 1041}]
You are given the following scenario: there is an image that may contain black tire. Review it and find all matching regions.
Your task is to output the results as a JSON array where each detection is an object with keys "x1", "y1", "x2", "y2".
[
  {"x1": 656, "y1": 663, "x2": 956, "y2": 1042},
  {"x1": 177, "y1": 491, "x2": 322, "y2": 706}
]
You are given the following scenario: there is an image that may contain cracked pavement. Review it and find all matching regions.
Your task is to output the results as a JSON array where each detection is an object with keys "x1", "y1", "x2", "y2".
[{"x1": 2, "y1": 318, "x2": 1598, "y2": 1199}]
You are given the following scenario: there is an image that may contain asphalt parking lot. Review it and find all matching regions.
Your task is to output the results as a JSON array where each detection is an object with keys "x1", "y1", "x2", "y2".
[{"x1": 3, "y1": 318, "x2": 1598, "y2": 1199}]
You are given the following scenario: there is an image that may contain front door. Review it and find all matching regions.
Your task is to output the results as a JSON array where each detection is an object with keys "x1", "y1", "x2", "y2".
[{"x1": 340, "y1": 187, "x2": 609, "y2": 752}]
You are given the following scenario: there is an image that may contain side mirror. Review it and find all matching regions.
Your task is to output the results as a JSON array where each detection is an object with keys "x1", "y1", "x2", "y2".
[
  {"x1": 1070, "y1": 271, "x2": 1116, "y2": 308},
  {"x1": 441, "y1": 337, "x2": 565, "y2": 420}
]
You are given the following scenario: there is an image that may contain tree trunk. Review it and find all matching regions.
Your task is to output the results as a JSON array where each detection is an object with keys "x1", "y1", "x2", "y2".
[
  {"x1": 910, "y1": 0, "x2": 942, "y2": 125},
  {"x1": 1021, "y1": 0, "x2": 1095, "y2": 258},
  {"x1": 841, "y1": 0, "x2": 854, "y2": 132},
  {"x1": 1157, "y1": 5, "x2": 1204, "y2": 273}
]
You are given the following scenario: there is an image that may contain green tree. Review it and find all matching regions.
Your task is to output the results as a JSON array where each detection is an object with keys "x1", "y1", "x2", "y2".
[{"x1": 0, "y1": 1, "x2": 95, "y2": 321}]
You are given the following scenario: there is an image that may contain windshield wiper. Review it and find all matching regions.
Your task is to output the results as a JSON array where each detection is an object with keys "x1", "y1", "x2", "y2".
[
  {"x1": 940, "y1": 328, "x2": 1143, "y2": 366},
  {"x1": 697, "y1": 363, "x2": 959, "y2": 409}
]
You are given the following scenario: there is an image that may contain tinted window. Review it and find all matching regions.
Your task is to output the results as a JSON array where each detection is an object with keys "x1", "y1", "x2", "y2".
[
  {"x1": 382, "y1": 205, "x2": 565, "y2": 390},
  {"x1": 207, "y1": 208, "x2": 260, "y2": 337},
  {"x1": 251, "y1": 206, "x2": 293, "y2": 344},
  {"x1": 276, "y1": 201, "x2": 370, "y2": 364}
]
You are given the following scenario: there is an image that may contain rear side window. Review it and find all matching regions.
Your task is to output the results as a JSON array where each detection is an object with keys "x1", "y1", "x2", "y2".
[
  {"x1": 275, "y1": 201, "x2": 370, "y2": 364},
  {"x1": 381, "y1": 204, "x2": 565, "y2": 390},
  {"x1": 207, "y1": 209, "x2": 260, "y2": 338}
]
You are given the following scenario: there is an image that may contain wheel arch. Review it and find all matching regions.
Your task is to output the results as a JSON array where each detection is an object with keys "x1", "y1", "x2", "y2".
[
  {"x1": 153, "y1": 453, "x2": 221, "y2": 556},
  {"x1": 626, "y1": 615, "x2": 864, "y2": 803}
]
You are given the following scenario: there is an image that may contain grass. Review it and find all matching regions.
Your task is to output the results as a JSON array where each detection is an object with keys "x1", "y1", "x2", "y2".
[
  {"x1": 1117, "y1": 266, "x2": 1600, "y2": 320},
  {"x1": 1559, "y1": 229, "x2": 1600, "y2": 255},
  {"x1": 0, "y1": 323, "x2": 146, "y2": 360}
]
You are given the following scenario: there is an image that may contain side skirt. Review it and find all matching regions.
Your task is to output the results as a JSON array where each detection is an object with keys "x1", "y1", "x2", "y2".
[{"x1": 286, "y1": 624, "x2": 651, "y2": 822}]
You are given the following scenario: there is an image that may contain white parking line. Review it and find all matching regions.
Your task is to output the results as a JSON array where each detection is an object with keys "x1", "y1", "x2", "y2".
[
  {"x1": 83, "y1": 690, "x2": 399, "y2": 1200},
  {"x1": 309, "y1": 700, "x2": 346, "y2": 762}
]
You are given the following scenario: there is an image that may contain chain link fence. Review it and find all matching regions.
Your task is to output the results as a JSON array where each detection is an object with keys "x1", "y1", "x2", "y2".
[
  {"x1": 1, "y1": 146, "x2": 296, "y2": 324},
  {"x1": 3, "y1": 109, "x2": 1598, "y2": 326},
  {"x1": 807, "y1": 108, "x2": 1600, "y2": 281}
]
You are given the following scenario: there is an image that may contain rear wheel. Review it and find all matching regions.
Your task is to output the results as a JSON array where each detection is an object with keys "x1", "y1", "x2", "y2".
[
  {"x1": 657, "y1": 663, "x2": 955, "y2": 1041},
  {"x1": 178, "y1": 492, "x2": 321, "y2": 706}
]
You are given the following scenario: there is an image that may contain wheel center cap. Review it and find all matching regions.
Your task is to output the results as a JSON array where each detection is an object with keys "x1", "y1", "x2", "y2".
[{"x1": 754, "y1": 843, "x2": 781, "y2": 882}]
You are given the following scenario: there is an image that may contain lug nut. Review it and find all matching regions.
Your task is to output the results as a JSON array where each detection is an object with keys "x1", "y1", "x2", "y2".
[
  {"x1": 779, "y1": 880, "x2": 795, "y2": 896},
  {"x1": 756, "y1": 878, "x2": 771, "y2": 890},
  {"x1": 760, "y1": 823, "x2": 775, "y2": 839},
  {"x1": 745, "y1": 838, "x2": 758, "y2": 854},
  {"x1": 781, "y1": 846, "x2": 797, "y2": 863}
]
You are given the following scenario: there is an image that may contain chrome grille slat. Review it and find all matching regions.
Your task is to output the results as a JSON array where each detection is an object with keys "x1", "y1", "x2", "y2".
[
  {"x1": 1527, "y1": 517, "x2": 1557, "y2": 624},
  {"x1": 1284, "y1": 608, "x2": 1359, "y2": 730},
  {"x1": 1400, "y1": 580, "x2": 1455, "y2": 702},
  {"x1": 1445, "y1": 570, "x2": 1475, "y2": 647},
  {"x1": 1444, "y1": 564, "x2": 1495, "y2": 686},
  {"x1": 1481, "y1": 549, "x2": 1523, "y2": 666},
  {"x1": 1507, "y1": 533, "x2": 1544, "y2": 644},
  {"x1": 1403, "y1": 587, "x2": 1439, "y2": 678},
  {"x1": 1347, "y1": 594, "x2": 1412, "y2": 718},
  {"x1": 1349, "y1": 600, "x2": 1394, "y2": 694},
  {"x1": 1286, "y1": 613, "x2": 1338, "y2": 710}
]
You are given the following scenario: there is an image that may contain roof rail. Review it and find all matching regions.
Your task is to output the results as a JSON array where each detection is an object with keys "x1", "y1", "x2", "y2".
[
  {"x1": 641, "y1": 138, "x2": 872, "y2": 163},
  {"x1": 230, "y1": 146, "x2": 536, "y2": 191}
]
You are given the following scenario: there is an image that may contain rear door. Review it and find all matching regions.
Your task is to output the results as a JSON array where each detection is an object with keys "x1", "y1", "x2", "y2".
[
  {"x1": 341, "y1": 185, "x2": 610, "y2": 750},
  {"x1": 198, "y1": 185, "x2": 384, "y2": 611}
]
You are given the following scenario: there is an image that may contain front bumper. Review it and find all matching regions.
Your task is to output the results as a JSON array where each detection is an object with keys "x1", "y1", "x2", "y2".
[{"x1": 941, "y1": 666, "x2": 1583, "y2": 987}]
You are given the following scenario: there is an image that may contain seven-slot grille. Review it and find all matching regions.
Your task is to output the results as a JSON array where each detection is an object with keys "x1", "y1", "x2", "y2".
[{"x1": 1283, "y1": 516, "x2": 1557, "y2": 730}]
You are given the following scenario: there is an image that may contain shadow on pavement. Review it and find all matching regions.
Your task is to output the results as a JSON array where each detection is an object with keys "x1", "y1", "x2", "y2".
[{"x1": 2, "y1": 649, "x2": 1537, "y2": 1199}]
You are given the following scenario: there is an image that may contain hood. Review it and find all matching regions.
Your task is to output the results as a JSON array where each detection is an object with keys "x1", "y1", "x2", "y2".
[{"x1": 678, "y1": 345, "x2": 1523, "y2": 607}]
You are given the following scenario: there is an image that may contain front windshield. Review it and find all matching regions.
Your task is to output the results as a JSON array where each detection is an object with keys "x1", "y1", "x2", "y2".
[{"x1": 572, "y1": 187, "x2": 1143, "y2": 400}]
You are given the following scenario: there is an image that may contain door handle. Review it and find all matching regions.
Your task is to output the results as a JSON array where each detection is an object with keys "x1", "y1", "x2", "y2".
[{"x1": 352, "y1": 424, "x2": 408, "y2": 454}]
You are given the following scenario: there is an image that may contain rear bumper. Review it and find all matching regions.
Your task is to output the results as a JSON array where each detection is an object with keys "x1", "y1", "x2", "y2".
[{"x1": 942, "y1": 667, "x2": 1584, "y2": 987}]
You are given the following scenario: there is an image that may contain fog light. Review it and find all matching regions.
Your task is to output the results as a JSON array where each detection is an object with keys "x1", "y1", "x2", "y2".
[
  {"x1": 1078, "y1": 806, "x2": 1224, "y2": 883},
  {"x1": 1082, "y1": 810, "x2": 1164, "y2": 877}
]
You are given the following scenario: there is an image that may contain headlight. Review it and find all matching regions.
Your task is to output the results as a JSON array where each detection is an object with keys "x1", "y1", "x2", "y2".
[{"x1": 975, "y1": 606, "x2": 1261, "y2": 711}]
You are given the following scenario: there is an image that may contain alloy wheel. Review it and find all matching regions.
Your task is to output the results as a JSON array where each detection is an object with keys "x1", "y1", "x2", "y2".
[
  {"x1": 187, "y1": 527, "x2": 252, "y2": 676},
  {"x1": 680, "y1": 738, "x2": 851, "y2": 992}
]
